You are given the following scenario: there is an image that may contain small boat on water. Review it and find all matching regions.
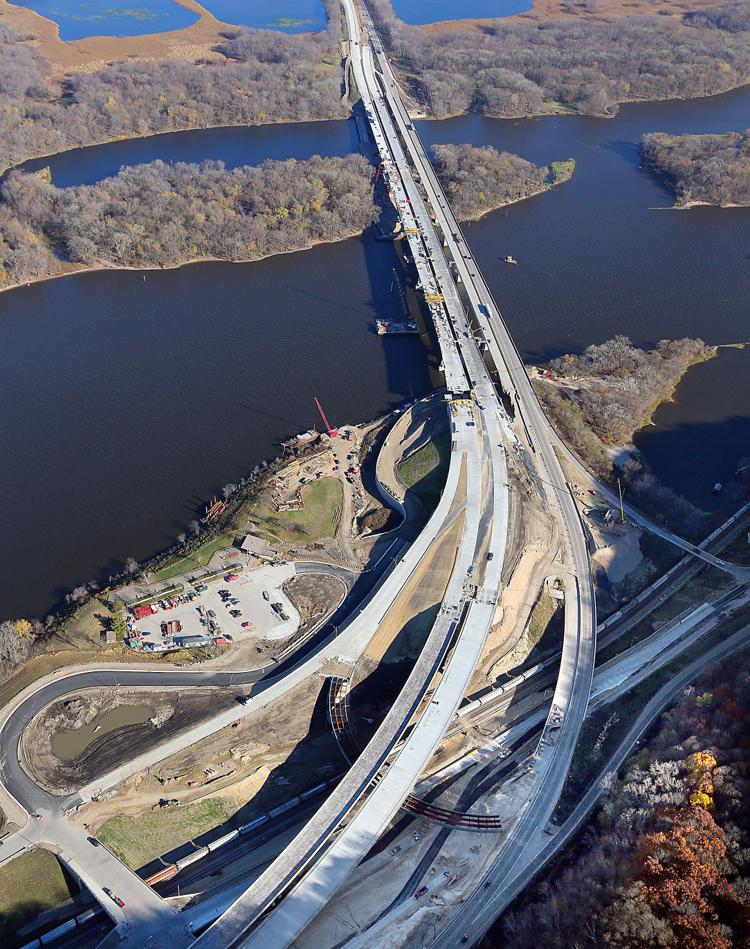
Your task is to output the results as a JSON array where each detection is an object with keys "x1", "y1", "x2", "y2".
[{"x1": 503, "y1": 255, "x2": 518, "y2": 265}]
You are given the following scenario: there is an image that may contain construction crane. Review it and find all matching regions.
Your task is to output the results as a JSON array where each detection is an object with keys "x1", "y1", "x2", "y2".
[{"x1": 315, "y1": 397, "x2": 339, "y2": 438}]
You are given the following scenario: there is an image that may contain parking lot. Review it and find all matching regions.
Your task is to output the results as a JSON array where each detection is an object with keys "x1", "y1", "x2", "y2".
[{"x1": 132, "y1": 563, "x2": 300, "y2": 648}]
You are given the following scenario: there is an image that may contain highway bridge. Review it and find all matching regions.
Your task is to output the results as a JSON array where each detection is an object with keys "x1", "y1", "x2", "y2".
[
  {"x1": 0, "y1": 4, "x2": 600, "y2": 946},
  {"x1": 187, "y1": 2, "x2": 595, "y2": 946},
  {"x1": 352, "y1": 0, "x2": 597, "y2": 915}
]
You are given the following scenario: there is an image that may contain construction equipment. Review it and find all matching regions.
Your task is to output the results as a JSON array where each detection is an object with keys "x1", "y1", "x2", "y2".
[{"x1": 315, "y1": 397, "x2": 339, "y2": 438}]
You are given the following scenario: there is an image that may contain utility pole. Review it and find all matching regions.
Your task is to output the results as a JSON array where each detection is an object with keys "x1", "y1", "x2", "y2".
[{"x1": 617, "y1": 477, "x2": 625, "y2": 524}]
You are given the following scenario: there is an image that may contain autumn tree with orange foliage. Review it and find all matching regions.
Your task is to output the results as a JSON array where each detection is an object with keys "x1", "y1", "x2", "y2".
[{"x1": 637, "y1": 806, "x2": 750, "y2": 947}]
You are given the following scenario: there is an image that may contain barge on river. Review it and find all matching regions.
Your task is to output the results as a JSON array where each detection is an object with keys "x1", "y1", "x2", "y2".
[{"x1": 376, "y1": 319, "x2": 419, "y2": 335}]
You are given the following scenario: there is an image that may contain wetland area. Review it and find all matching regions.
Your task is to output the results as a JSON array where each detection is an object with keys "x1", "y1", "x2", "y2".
[{"x1": 2, "y1": 85, "x2": 749, "y2": 620}]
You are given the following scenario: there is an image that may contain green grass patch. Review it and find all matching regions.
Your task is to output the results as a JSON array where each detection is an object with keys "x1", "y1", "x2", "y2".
[
  {"x1": 98, "y1": 798, "x2": 231, "y2": 870},
  {"x1": 152, "y1": 534, "x2": 236, "y2": 583},
  {"x1": 244, "y1": 478, "x2": 343, "y2": 543},
  {"x1": 549, "y1": 158, "x2": 576, "y2": 183},
  {"x1": 527, "y1": 591, "x2": 563, "y2": 649},
  {"x1": 397, "y1": 435, "x2": 451, "y2": 512},
  {"x1": 0, "y1": 850, "x2": 73, "y2": 944}
]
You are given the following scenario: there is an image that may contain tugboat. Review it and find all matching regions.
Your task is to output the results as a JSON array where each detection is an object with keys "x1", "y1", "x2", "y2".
[{"x1": 503, "y1": 255, "x2": 518, "y2": 265}]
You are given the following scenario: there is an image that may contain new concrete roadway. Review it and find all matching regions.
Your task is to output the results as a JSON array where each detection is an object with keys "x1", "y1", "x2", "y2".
[
  {"x1": 0, "y1": 6, "x2": 596, "y2": 947},
  {"x1": 354, "y1": 0, "x2": 597, "y2": 910}
]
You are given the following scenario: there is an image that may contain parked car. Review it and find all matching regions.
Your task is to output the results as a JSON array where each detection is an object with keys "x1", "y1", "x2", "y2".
[
  {"x1": 88, "y1": 836, "x2": 100, "y2": 847},
  {"x1": 241, "y1": 622, "x2": 251, "y2": 628},
  {"x1": 413, "y1": 886, "x2": 428, "y2": 900}
]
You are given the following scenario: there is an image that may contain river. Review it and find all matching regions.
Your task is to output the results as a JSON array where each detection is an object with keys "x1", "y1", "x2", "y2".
[{"x1": 1, "y1": 86, "x2": 748, "y2": 618}]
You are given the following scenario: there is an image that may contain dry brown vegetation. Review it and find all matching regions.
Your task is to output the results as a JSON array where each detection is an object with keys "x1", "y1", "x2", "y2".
[
  {"x1": 643, "y1": 129, "x2": 750, "y2": 206},
  {"x1": 0, "y1": 154, "x2": 377, "y2": 289},
  {"x1": 0, "y1": 13, "x2": 345, "y2": 175},
  {"x1": 431, "y1": 143, "x2": 574, "y2": 219},
  {"x1": 535, "y1": 336, "x2": 718, "y2": 534},
  {"x1": 368, "y1": 0, "x2": 750, "y2": 119}
]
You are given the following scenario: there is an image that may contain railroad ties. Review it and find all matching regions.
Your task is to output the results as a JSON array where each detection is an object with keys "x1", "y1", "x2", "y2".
[
  {"x1": 326, "y1": 676, "x2": 502, "y2": 832},
  {"x1": 402, "y1": 796, "x2": 503, "y2": 833},
  {"x1": 327, "y1": 676, "x2": 361, "y2": 764}
]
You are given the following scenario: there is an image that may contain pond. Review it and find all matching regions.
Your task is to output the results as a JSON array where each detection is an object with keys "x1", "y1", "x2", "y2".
[
  {"x1": 8, "y1": 0, "x2": 199, "y2": 40},
  {"x1": 199, "y1": 0, "x2": 327, "y2": 32},
  {"x1": 391, "y1": 0, "x2": 531, "y2": 25},
  {"x1": 51, "y1": 704, "x2": 153, "y2": 760}
]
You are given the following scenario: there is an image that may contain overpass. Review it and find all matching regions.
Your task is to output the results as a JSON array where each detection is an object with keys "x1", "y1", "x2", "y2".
[
  {"x1": 354, "y1": 0, "x2": 597, "y2": 908},
  {"x1": 190, "y1": 2, "x2": 595, "y2": 945},
  {"x1": 0, "y1": 4, "x2": 595, "y2": 945}
]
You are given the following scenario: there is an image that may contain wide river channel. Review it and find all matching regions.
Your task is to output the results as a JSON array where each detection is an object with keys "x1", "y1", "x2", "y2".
[{"x1": 2, "y1": 86, "x2": 749, "y2": 619}]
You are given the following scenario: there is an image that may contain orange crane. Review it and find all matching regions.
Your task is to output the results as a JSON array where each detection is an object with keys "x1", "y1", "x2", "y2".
[{"x1": 315, "y1": 397, "x2": 339, "y2": 437}]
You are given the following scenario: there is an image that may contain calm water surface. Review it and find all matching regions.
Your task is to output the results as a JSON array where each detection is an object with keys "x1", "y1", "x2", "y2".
[
  {"x1": 0, "y1": 240, "x2": 431, "y2": 618},
  {"x1": 418, "y1": 87, "x2": 750, "y2": 505},
  {"x1": 18, "y1": 120, "x2": 359, "y2": 188},
  {"x1": 634, "y1": 347, "x2": 750, "y2": 507},
  {"x1": 200, "y1": 0, "x2": 327, "y2": 32},
  {"x1": 392, "y1": 0, "x2": 531, "y2": 24},
  {"x1": 2, "y1": 87, "x2": 750, "y2": 617},
  {"x1": 8, "y1": 0, "x2": 199, "y2": 39}
]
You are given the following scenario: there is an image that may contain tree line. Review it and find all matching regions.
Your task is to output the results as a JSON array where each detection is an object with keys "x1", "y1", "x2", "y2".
[
  {"x1": 431, "y1": 143, "x2": 574, "y2": 219},
  {"x1": 545, "y1": 335, "x2": 714, "y2": 447},
  {"x1": 643, "y1": 129, "x2": 750, "y2": 207},
  {"x1": 534, "y1": 336, "x2": 720, "y2": 535},
  {"x1": 367, "y1": 0, "x2": 750, "y2": 119},
  {"x1": 492, "y1": 649, "x2": 750, "y2": 947},
  {"x1": 0, "y1": 6, "x2": 347, "y2": 174},
  {"x1": 0, "y1": 154, "x2": 378, "y2": 288}
]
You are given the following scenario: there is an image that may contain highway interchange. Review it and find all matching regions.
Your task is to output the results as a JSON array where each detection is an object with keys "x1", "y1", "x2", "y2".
[{"x1": 0, "y1": 3, "x2": 746, "y2": 948}]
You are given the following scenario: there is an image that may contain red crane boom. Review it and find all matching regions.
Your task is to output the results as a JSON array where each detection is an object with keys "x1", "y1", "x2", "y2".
[{"x1": 315, "y1": 397, "x2": 339, "y2": 437}]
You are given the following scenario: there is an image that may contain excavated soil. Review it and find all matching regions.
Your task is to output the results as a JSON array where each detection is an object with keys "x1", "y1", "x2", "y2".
[
  {"x1": 283, "y1": 574, "x2": 345, "y2": 638},
  {"x1": 79, "y1": 676, "x2": 343, "y2": 834},
  {"x1": 22, "y1": 687, "x2": 234, "y2": 794}
]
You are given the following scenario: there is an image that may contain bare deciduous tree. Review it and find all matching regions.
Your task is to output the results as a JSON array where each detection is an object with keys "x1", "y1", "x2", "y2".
[{"x1": 643, "y1": 129, "x2": 750, "y2": 207}]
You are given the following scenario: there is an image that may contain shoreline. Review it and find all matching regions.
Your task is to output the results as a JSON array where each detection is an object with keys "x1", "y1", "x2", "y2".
[
  {"x1": 0, "y1": 228, "x2": 370, "y2": 298},
  {"x1": 1, "y1": 114, "x2": 352, "y2": 179},
  {"x1": 406, "y1": 80, "x2": 750, "y2": 124},
  {"x1": 641, "y1": 151, "x2": 749, "y2": 211},
  {"x1": 5, "y1": 80, "x2": 749, "y2": 182},
  {"x1": 453, "y1": 162, "x2": 575, "y2": 223}
]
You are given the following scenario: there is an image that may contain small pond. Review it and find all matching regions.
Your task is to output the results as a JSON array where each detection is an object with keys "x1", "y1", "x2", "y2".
[
  {"x1": 8, "y1": 0, "x2": 199, "y2": 40},
  {"x1": 200, "y1": 0, "x2": 327, "y2": 32},
  {"x1": 51, "y1": 704, "x2": 153, "y2": 761},
  {"x1": 391, "y1": 0, "x2": 531, "y2": 25}
]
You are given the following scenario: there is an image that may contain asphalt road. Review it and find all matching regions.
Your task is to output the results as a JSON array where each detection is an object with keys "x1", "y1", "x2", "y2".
[
  {"x1": 0, "y1": 559, "x2": 388, "y2": 818},
  {"x1": 356, "y1": 0, "x2": 597, "y2": 914}
]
